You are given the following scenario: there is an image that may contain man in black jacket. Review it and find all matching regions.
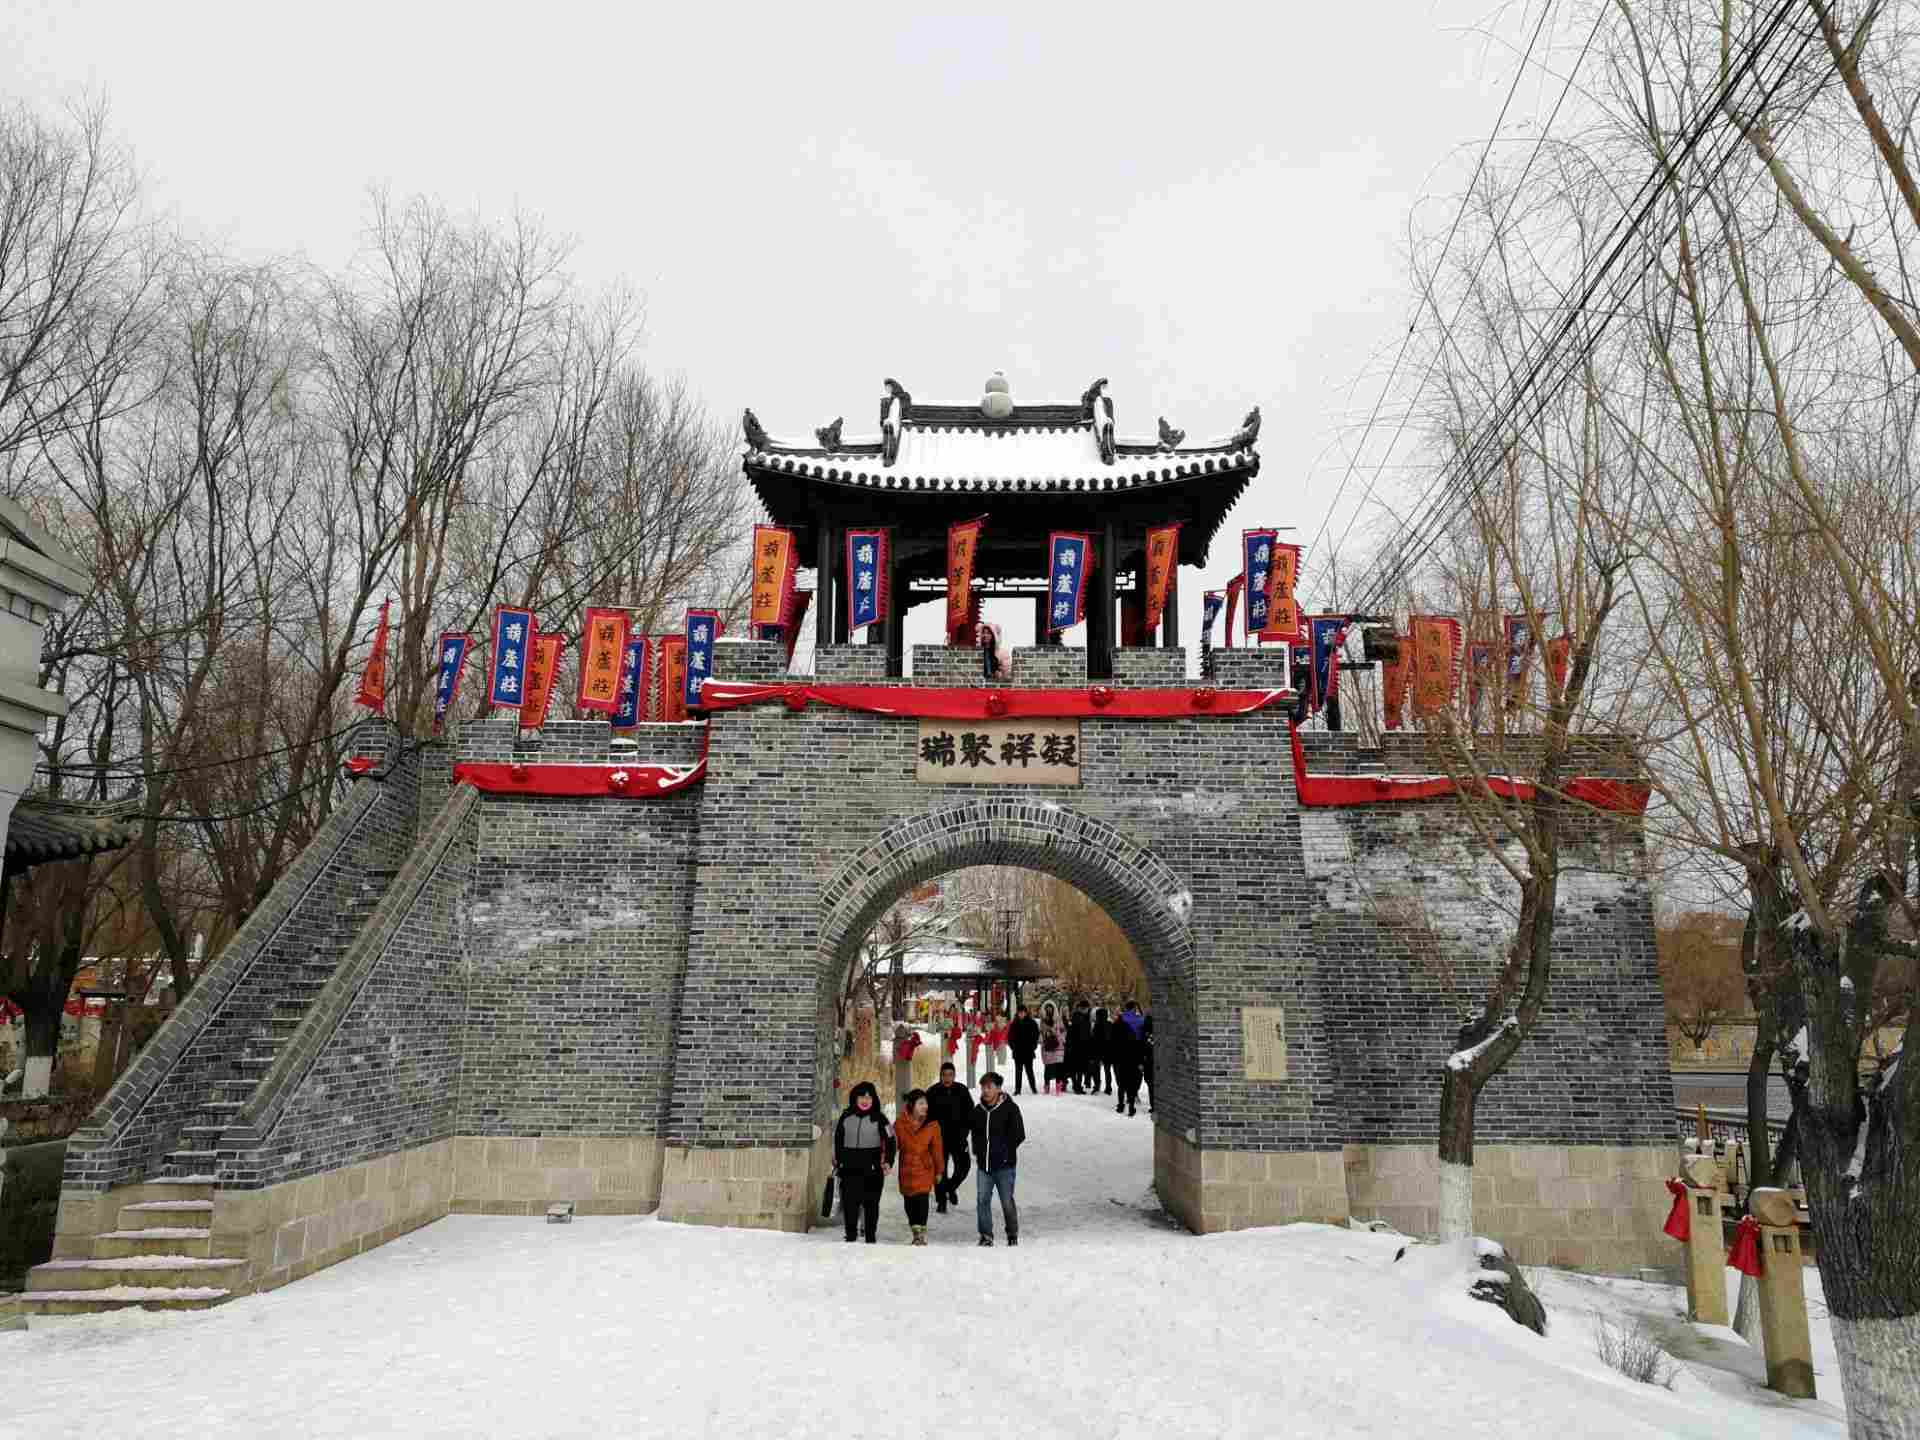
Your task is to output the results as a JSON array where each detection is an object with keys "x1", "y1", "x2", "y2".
[
  {"x1": 969, "y1": 1071, "x2": 1025, "y2": 1246},
  {"x1": 1066, "y1": 1002, "x2": 1093, "y2": 1093},
  {"x1": 1008, "y1": 1007, "x2": 1040, "y2": 1095},
  {"x1": 925, "y1": 1061, "x2": 974, "y2": 1214}
]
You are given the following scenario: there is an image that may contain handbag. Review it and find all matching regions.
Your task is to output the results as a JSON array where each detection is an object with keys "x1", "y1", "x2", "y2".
[{"x1": 820, "y1": 1174, "x2": 836, "y2": 1219}]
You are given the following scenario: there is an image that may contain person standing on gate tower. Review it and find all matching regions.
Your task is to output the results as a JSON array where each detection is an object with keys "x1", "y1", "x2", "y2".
[
  {"x1": 833, "y1": 1081, "x2": 895, "y2": 1244},
  {"x1": 1008, "y1": 1006, "x2": 1040, "y2": 1095},
  {"x1": 969, "y1": 1071, "x2": 1025, "y2": 1247},
  {"x1": 925, "y1": 1060, "x2": 974, "y2": 1215},
  {"x1": 1038, "y1": 1003, "x2": 1067, "y2": 1094},
  {"x1": 892, "y1": 1089, "x2": 944, "y2": 1247}
]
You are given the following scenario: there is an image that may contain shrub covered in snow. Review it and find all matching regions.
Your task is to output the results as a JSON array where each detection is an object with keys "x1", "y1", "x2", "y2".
[{"x1": 1592, "y1": 1314, "x2": 1678, "y2": 1389}]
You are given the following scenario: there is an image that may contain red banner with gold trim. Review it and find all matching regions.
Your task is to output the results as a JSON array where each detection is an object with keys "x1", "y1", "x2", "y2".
[
  {"x1": 575, "y1": 607, "x2": 630, "y2": 714},
  {"x1": 1547, "y1": 633, "x2": 1572, "y2": 693},
  {"x1": 947, "y1": 516, "x2": 986, "y2": 644},
  {"x1": 658, "y1": 635, "x2": 689, "y2": 722},
  {"x1": 1382, "y1": 633, "x2": 1411, "y2": 731},
  {"x1": 750, "y1": 524, "x2": 797, "y2": 630},
  {"x1": 519, "y1": 632, "x2": 565, "y2": 730},
  {"x1": 1262, "y1": 543, "x2": 1302, "y2": 642},
  {"x1": 1410, "y1": 615, "x2": 1462, "y2": 719},
  {"x1": 1144, "y1": 523, "x2": 1180, "y2": 635},
  {"x1": 355, "y1": 599, "x2": 391, "y2": 712}
]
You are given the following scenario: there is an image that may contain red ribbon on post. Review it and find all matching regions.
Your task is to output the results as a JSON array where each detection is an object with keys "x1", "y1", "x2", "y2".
[
  {"x1": 1662, "y1": 1177, "x2": 1691, "y2": 1242},
  {"x1": 1727, "y1": 1215, "x2": 1764, "y2": 1277},
  {"x1": 892, "y1": 1031, "x2": 923, "y2": 1063}
]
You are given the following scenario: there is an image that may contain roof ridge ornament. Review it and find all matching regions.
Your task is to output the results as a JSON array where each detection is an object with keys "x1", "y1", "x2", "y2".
[
  {"x1": 1157, "y1": 417, "x2": 1185, "y2": 451},
  {"x1": 982, "y1": 371, "x2": 1013, "y2": 421},
  {"x1": 742, "y1": 407, "x2": 769, "y2": 452},
  {"x1": 815, "y1": 416, "x2": 844, "y2": 450},
  {"x1": 1234, "y1": 406, "x2": 1261, "y2": 448}
]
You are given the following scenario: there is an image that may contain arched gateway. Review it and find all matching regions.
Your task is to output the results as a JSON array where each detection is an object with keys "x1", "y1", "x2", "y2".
[{"x1": 39, "y1": 378, "x2": 1676, "y2": 1314}]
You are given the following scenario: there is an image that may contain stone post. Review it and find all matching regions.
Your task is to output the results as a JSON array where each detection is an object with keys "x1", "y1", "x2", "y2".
[
  {"x1": 891, "y1": 1024, "x2": 911, "y2": 1110},
  {"x1": 1749, "y1": 1186, "x2": 1816, "y2": 1399},
  {"x1": 1680, "y1": 1155, "x2": 1730, "y2": 1326}
]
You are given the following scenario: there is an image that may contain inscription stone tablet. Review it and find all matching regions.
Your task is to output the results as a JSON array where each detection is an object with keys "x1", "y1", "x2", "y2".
[
  {"x1": 916, "y1": 718, "x2": 1081, "y2": 786},
  {"x1": 1242, "y1": 1006, "x2": 1288, "y2": 1080}
]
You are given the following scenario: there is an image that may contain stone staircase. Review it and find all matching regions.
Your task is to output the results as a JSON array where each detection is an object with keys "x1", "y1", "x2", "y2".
[
  {"x1": 155, "y1": 868, "x2": 394, "y2": 1180},
  {"x1": 18, "y1": 866, "x2": 397, "y2": 1317}
]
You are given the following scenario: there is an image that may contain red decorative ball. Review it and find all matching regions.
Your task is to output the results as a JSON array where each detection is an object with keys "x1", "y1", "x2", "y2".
[
  {"x1": 1191, "y1": 688, "x2": 1218, "y2": 710},
  {"x1": 985, "y1": 691, "x2": 1010, "y2": 716},
  {"x1": 1089, "y1": 686, "x2": 1115, "y2": 707}
]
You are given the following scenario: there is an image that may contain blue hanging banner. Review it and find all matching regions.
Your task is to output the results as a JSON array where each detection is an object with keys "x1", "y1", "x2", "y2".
[
  {"x1": 488, "y1": 607, "x2": 534, "y2": 710},
  {"x1": 1310, "y1": 615, "x2": 1349, "y2": 711},
  {"x1": 1242, "y1": 529, "x2": 1277, "y2": 640},
  {"x1": 684, "y1": 608, "x2": 721, "y2": 709},
  {"x1": 1290, "y1": 643, "x2": 1314, "y2": 720},
  {"x1": 1202, "y1": 590, "x2": 1224, "y2": 645},
  {"x1": 847, "y1": 527, "x2": 891, "y2": 633},
  {"x1": 432, "y1": 631, "x2": 470, "y2": 732},
  {"x1": 611, "y1": 635, "x2": 650, "y2": 731},
  {"x1": 1045, "y1": 531, "x2": 1091, "y2": 634}
]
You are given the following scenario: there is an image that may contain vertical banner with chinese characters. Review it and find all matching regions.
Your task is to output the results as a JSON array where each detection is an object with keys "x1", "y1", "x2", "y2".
[
  {"x1": 1382, "y1": 633, "x2": 1411, "y2": 731},
  {"x1": 750, "y1": 525, "x2": 797, "y2": 631},
  {"x1": 781, "y1": 587, "x2": 813, "y2": 665},
  {"x1": 575, "y1": 607, "x2": 630, "y2": 715},
  {"x1": 610, "y1": 635, "x2": 649, "y2": 732},
  {"x1": 1045, "y1": 531, "x2": 1091, "y2": 634},
  {"x1": 1242, "y1": 529, "x2": 1277, "y2": 640},
  {"x1": 657, "y1": 636, "x2": 688, "y2": 722},
  {"x1": 1202, "y1": 590, "x2": 1224, "y2": 644},
  {"x1": 846, "y1": 527, "x2": 890, "y2": 633},
  {"x1": 1410, "y1": 615, "x2": 1463, "y2": 718},
  {"x1": 1309, "y1": 615, "x2": 1349, "y2": 711},
  {"x1": 947, "y1": 516, "x2": 986, "y2": 644},
  {"x1": 488, "y1": 606, "x2": 535, "y2": 710},
  {"x1": 519, "y1": 633, "x2": 565, "y2": 731},
  {"x1": 1223, "y1": 574, "x2": 1244, "y2": 649},
  {"x1": 432, "y1": 632, "x2": 470, "y2": 732},
  {"x1": 356, "y1": 598, "x2": 391, "y2": 712},
  {"x1": 1144, "y1": 523, "x2": 1180, "y2": 634},
  {"x1": 1546, "y1": 633, "x2": 1572, "y2": 694},
  {"x1": 1503, "y1": 613, "x2": 1535, "y2": 708},
  {"x1": 684, "y1": 608, "x2": 720, "y2": 709},
  {"x1": 1262, "y1": 543, "x2": 1301, "y2": 642}
]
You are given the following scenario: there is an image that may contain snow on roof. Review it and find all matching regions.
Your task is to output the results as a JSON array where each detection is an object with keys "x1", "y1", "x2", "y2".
[{"x1": 747, "y1": 432, "x2": 1257, "y2": 489}]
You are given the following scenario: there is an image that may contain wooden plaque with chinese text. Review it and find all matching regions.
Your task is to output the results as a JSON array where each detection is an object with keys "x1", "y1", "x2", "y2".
[{"x1": 915, "y1": 718, "x2": 1081, "y2": 786}]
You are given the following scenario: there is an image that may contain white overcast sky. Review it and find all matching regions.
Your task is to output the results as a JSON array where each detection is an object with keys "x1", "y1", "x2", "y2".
[{"x1": 1, "y1": 0, "x2": 1564, "y2": 654}]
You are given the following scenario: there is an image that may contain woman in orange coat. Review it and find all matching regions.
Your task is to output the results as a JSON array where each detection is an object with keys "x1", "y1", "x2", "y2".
[{"x1": 893, "y1": 1089, "x2": 946, "y2": 1246}]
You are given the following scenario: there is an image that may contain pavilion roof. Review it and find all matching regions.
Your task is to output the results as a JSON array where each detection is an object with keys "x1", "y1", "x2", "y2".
[{"x1": 741, "y1": 376, "x2": 1261, "y2": 565}]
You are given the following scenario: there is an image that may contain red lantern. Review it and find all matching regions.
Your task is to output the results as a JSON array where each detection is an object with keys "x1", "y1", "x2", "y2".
[
  {"x1": 893, "y1": 1031, "x2": 923, "y2": 1063},
  {"x1": 1662, "y1": 1178, "x2": 1690, "y2": 1242},
  {"x1": 1727, "y1": 1215, "x2": 1763, "y2": 1277}
]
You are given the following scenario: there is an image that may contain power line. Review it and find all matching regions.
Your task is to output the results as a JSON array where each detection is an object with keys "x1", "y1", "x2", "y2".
[
  {"x1": 1310, "y1": 2, "x2": 1607, "y2": 606},
  {"x1": 1345, "y1": 0, "x2": 1816, "y2": 618},
  {"x1": 34, "y1": 720, "x2": 366, "y2": 781},
  {"x1": 1302, "y1": 0, "x2": 1566, "y2": 599}
]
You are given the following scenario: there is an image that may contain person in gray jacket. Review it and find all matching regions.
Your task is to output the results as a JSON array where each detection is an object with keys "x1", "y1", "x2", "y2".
[{"x1": 832, "y1": 1081, "x2": 895, "y2": 1243}]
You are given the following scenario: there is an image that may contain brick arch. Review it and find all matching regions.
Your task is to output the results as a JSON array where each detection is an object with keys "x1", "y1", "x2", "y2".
[{"x1": 817, "y1": 797, "x2": 1197, "y2": 994}]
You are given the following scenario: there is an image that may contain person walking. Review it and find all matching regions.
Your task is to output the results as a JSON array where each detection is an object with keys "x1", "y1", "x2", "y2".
[
  {"x1": 1008, "y1": 1006, "x2": 1040, "y2": 1095},
  {"x1": 1091, "y1": 1006, "x2": 1114, "y2": 1095},
  {"x1": 1066, "y1": 1002, "x2": 1092, "y2": 1094},
  {"x1": 892, "y1": 1088, "x2": 944, "y2": 1246},
  {"x1": 969, "y1": 1071, "x2": 1025, "y2": 1246},
  {"x1": 1109, "y1": 1008, "x2": 1142, "y2": 1116},
  {"x1": 1038, "y1": 1003, "x2": 1067, "y2": 1094},
  {"x1": 924, "y1": 1060, "x2": 974, "y2": 1214},
  {"x1": 832, "y1": 1080, "x2": 894, "y2": 1244}
]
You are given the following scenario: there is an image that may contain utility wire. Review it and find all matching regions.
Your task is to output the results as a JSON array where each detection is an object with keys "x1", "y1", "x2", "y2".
[
  {"x1": 1302, "y1": 0, "x2": 1567, "y2": 602},
  {"x1": 1309, "y1": 2, "x2": 1607, "y2": 607},
  {"x1": 34, "y1": 721, "x2": 366, "y2": 781},
  {"x1": 1345, "y1": 0, "x2": 1815, "y2": 618}
]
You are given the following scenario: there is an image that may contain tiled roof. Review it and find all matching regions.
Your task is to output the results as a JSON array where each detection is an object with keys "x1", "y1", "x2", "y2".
[{"x1": 6, "y1": 799, "x2": 137, "y2": 869}]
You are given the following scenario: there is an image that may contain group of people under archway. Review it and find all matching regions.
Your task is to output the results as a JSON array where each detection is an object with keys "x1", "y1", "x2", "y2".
[{"x1": 1010, "y1": 998, "x2": 1151, "y2": 1114}]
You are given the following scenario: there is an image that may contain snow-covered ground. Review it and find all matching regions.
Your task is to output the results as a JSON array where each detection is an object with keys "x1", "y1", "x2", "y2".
[{"x1": 5, "y1": 1094, "x2": 1847, "y2": 1438}]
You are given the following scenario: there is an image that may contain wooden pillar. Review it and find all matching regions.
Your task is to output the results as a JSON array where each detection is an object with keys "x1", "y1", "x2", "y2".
[
  {"x1": 1162, "y1": 564, "x2": 1180, "y2": 649},
  {"x1": 832, "y1": 529, "x2": 850, "y2": 646},
  {"x1": 814, "y1": 514, "x2": 833, "y2": 653},
  {"x1": 886, "y1": 565, "x2": 907, "y2": 679}
]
